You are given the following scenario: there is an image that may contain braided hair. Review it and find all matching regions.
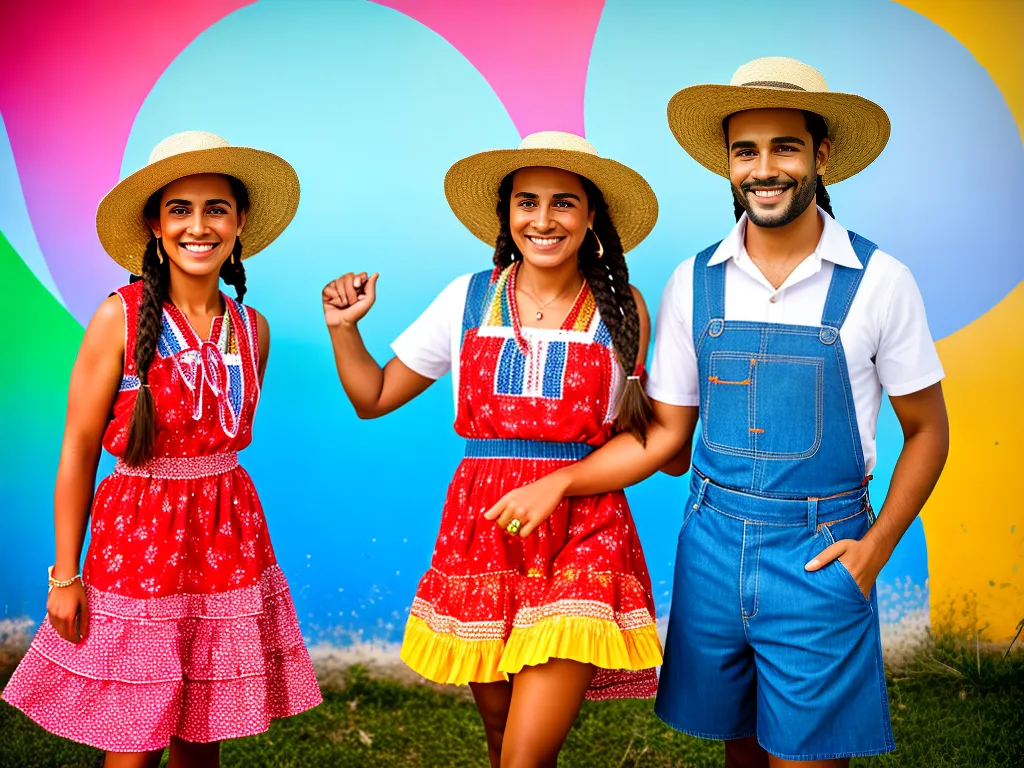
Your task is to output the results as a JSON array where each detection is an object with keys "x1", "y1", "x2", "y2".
[
  {"x1": 122, "y1": 234, "x2": 169, "y2": 466},
  {"x1": 219, "y1": 175, "x2": 250, "y2": 302},
  {"x1": 727, "y1": 111, "x2": 835, "y2": 221},
  {"x1": 493, "y1": 173, "x2": 653, "y2": 444},
  {"x1": 123, "y1": 175, "x2": 250, "y2": 466}
]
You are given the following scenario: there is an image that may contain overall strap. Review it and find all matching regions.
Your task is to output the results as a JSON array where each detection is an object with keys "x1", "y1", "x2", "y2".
[
  {"x1": 819, "y1": 231, "x2": 878, "y2": 333},
  {"x1": 691, "y1": 241, "x2": 725, "y2": 350},
  {"x1": 460, "y1": 270, "x2": 493, "y2": 349}
]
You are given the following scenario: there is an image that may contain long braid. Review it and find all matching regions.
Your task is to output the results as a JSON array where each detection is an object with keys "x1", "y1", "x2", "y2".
[
  {"x1": 578, "y1": 179, "x2": 652, "y2": 443},
  {"x1": 123, "y1": 236, "x2": 169, "y2": 466},
  {"x1": 220, "y1": 177, "x2": 252, "y2": 301},
  {"x1": 219, "y1": 237, "x2": 247, "y2": 302},
  {"x1": 492, "y1": 172, "x2": 653, "y2": 443}
]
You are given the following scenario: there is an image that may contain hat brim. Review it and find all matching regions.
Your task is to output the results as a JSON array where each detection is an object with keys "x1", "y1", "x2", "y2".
[
  {"x1": 666, "y1": 85, "x2": 890, "y2": 185},
  {"x1": 444, "y1": 148, "x2": 658, "y2": 254},
  {"x1": 96, "y1": 146, "x2": 300, "y2": 275}
]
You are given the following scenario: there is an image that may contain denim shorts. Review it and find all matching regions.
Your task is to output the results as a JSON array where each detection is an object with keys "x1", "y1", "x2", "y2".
[{"x1": 654, "y1": 474, "x2": 895, "y2": 760}]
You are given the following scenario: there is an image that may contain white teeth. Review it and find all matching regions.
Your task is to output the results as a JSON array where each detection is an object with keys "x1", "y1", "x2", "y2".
[
  {"x1": 528, "y1": 237, "x2": 561, "y2": 246},
  {"x1": 182, "y1": 243, "x2": 215, "y2": 252},
  {"x1": 753, "y1": 189, "x2": 786, "y2": 198}
]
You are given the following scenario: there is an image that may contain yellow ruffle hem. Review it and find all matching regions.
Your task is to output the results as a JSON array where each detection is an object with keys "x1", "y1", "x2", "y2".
[{"x1": 400, "y1": 613, "x2": 662, "y2": 686}]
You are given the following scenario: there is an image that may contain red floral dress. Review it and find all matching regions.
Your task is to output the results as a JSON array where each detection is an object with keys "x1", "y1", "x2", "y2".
[
  {"x1": 2, "y1": 281, "x2": 321, "y2": 751},
  {"x1": 401, "y1": 265, "x2": 662, "y2": 699}
]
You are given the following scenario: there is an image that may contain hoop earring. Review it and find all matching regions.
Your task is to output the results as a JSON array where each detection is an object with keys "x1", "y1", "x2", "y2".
[{"x1": 589, "y1": 228, "x2": 604, "y2": 259}]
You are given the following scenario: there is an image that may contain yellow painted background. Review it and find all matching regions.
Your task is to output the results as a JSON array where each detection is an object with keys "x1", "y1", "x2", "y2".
[{"x1": 895, "y1": 0, "x2": 1024, "y2": 640}]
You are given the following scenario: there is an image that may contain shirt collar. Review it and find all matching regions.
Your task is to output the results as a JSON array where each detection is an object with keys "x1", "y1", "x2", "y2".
[{"x1": 707, "y1": 207, "x2": 863, "y2": 270}]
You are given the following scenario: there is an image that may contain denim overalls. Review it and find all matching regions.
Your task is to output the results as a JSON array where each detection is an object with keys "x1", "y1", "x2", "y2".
[{"x1": 654, "y1": 232, "x2": 895, "y2": 760}]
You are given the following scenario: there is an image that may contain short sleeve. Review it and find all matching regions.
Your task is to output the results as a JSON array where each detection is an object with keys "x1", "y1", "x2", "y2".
[
  {"x1": 646, "y1": 259, "x2": 700, "y2": 407},
  {"x1": 876, "y1": 266, "x2": 945, "y2": 396},
  {"x1": 390, "y1": 274, "x2": 470, "y2": 381}
]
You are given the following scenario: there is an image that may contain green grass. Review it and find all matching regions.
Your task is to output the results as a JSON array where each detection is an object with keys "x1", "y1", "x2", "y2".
[{"x1": 2, "y1": 638, "x2": 1021, "y2": 768}]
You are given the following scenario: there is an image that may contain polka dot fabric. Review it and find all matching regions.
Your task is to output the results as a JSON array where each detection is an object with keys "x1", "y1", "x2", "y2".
[
  {"x1": 2, "y1": 282, "x2": 321, "y2": 750},
  {"x1": 400, "y1": 266, "x2": 662, "y2": 700}
]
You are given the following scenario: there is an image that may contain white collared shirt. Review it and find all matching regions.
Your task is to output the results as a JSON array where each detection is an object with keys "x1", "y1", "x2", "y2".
[{"x1": 647, "y1": 208, "x2": 944, "y2": 473}]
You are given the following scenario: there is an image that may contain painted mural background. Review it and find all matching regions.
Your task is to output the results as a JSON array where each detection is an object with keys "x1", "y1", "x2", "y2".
[{"x1": 1, "y1": 0, "x2": 1021, "y2": 663}]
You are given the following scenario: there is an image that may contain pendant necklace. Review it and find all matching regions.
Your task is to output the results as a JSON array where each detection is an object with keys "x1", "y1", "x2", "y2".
[{"x1": 519, "y1": 277, "x2": 580, "y2": 321}]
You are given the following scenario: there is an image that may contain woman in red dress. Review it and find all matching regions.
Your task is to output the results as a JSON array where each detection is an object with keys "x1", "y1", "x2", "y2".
[
  {"x1": 323, "y1": 131, "x2": 664, "y2": 767},
  {"x1": 3, "y1": 132, "x2": 321, "y2": 767}
]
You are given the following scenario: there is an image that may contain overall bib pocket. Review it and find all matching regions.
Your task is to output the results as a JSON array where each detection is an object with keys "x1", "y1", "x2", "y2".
[{"x1": 704, "y1": 351, "x2": 824, "y2": 460}]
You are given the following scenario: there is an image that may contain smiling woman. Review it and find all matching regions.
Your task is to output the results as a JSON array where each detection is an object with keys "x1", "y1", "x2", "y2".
[
  {"x1": 320, "y1": 131, "x2": 663, "y2": 767},
  {"x1": 494, "y1": 166, "x2": 653, "y2": 443},
  {"x1": 1, "y1": 131, "x2": 321, "y2": 767},
  {"x1": 146, "y1": 174, "x2": 249, "y2": 276},
  {"x1": 127, "y1": 172, "x2": 251, "y2": 466}
]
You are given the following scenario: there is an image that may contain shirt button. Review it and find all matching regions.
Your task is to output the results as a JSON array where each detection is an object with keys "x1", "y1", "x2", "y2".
[{"x1": 769, "y1": 295, "x2": 778, "y2": 303}]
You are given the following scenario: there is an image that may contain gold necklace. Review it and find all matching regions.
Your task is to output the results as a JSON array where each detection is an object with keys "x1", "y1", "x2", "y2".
[{"x1": 518, "y1": 275, "x2": 582, "y2": 320}]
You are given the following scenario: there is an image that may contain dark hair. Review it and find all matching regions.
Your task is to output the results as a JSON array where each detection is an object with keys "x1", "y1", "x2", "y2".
[
  {"x1": 493, "y1": 172, "x2": 653, "y2": 444},
  {"x1": 725, "y1": 110, "x2": 834, "y2": 221},
  {"x1": 123, "y1": 174, "x2": 250, "y2": 466}
]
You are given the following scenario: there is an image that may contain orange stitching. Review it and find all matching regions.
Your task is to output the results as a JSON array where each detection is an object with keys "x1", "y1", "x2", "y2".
[
  {"x1": 809, "y1": 485, "x2": 865, "y2": 502},
  {"x1": 816, "y1": 509, "x2": 865, "y2": 531},
  {"x1": 708, "y1": 376, "x2": 751, "y2": 385},
  {"x1": 749, "y1": 428, "x2": 764, "y2": 433}
]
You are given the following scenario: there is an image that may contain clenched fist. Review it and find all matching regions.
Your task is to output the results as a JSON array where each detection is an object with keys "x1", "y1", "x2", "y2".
[{"x1": 323, "y1": 272, "x2": 379, "y2": 328}]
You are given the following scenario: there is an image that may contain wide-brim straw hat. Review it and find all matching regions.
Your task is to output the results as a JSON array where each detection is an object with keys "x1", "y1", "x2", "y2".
[
  {"x1": 444, "y1": 131, "x2": 658, "y2": 253},
  {"x1": 667, "y1": 57, "x2": 890, "y2": 185},
  {"x1": 97, "y1": 131, "x2": 299, "y2": 274}
]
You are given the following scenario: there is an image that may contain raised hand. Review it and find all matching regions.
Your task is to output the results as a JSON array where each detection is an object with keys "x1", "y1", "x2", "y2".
[{"x1": 322, "y1": 271, "x2": 379, "y2": 328}]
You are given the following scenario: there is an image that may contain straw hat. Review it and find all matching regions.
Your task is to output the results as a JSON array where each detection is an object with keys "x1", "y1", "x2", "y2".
[
  {"x1": 444, "y1": 131, "x2": 658, "y2": 253},
  {"x1": 667, "y1": 57, "x2": 890, "y2": 185},
  {"x1": 97, "y1": 131, "x2": 300, "y2": 274}
]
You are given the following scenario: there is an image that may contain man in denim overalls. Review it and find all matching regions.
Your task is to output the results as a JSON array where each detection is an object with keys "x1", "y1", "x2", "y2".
[{"x1": 484, "y1": 57, "x2": 950, "y2": 767}]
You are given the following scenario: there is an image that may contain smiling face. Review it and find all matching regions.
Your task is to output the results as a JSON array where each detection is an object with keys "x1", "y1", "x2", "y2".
[
  {"x1": 726, "y1": 108, "x2": 830, "y2": 229},
  {"x1": 508, "y1": 166, "x2": 595, "y2": 269},
  {"x1": 147, "y1": 173, "x2": 247, "y2": 277}
]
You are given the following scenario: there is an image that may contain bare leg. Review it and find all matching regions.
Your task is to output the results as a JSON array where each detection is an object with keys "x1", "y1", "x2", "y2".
[
  {"x1": 167, "y1": 737, "x2": 221, "y2": 768},
  {"x1": 725, "y1": 736, "x2": 770, "y2": 768},
  {"x1": 500, "y1": 659, "x2": 595, "y2": 768},
  {"x1": 471, "y1": 680, "x2": 515, "y2": 768},
  {"x1": 103, "y1": 751, "x2": 163, "y2": 768},
  {"x1": 769, "y1": 758, "x2": 848, "y2": 768}
]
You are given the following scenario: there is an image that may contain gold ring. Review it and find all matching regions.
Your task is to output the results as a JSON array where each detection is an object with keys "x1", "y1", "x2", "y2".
[{"x1": 505, "y1": 519, "x2": 522, "y2": 535}]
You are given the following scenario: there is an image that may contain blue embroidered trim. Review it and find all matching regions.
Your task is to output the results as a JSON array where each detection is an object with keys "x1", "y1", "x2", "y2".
[{"x1": 464, "y1": 439, "x2": 595, "y2": 461}]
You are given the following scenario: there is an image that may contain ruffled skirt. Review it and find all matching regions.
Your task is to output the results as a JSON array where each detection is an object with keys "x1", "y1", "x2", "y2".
[
  {"x1": 2, "y1": 567, "x2": 321, "y2": 751},
  {"x1": 2, "y1": 460, "x2": 321, "y2": 751},
  {"x1": 400, "y1": 455, "x2": 662, "y2": 700}
]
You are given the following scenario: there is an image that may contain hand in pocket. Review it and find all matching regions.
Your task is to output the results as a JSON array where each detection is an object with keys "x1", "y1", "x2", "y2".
[{"x1": 804, "y1": 535, "x2": 884, "y2": 600}]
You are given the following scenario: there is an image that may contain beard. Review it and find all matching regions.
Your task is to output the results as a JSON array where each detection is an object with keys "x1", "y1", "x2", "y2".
[{"x1": 732, "y1": 173, "x2": 817, "y2": 228}]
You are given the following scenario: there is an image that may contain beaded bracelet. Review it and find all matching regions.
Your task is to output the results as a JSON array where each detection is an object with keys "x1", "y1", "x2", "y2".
[{"x1": 47, "y1": 565, "x2": 81, "y2": 589}]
